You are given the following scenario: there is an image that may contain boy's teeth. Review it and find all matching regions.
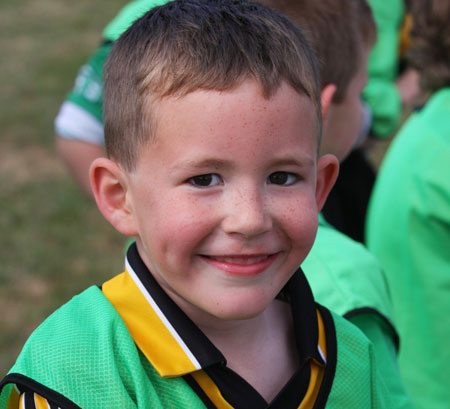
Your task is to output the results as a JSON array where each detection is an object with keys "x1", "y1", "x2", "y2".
[{"x1": 212, "y1": 255, "x2": 268, "y2": 265}]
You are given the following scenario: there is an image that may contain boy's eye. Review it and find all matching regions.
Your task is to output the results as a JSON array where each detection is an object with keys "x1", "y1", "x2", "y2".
[
  {"x1": 268, "y1": 172, "x2": 298, "y2": 185},
  {"x1": 188, "y1": 173, "x2": 222, "y2": 187}
]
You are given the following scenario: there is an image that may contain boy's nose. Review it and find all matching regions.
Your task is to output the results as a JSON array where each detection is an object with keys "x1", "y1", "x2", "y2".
[{"x1": 221, "y1": 187, "x2": 273, "y2": 238}]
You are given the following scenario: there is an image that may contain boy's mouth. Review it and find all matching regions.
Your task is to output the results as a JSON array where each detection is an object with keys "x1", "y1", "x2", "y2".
[
  {"x1": 200, "y1": 253, "x2": 280, "y2": 275},
  {"x1": 204, "y1": 255, "x2": 271, "y2": 265}
]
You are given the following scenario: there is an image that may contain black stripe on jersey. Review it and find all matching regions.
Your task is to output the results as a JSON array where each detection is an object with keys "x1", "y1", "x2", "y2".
[
  {"x1": 24, "y1": 392, "x2": 36, "y2": 409},
  {"x1": 268, "y1": 364, "x2": 311, "y2": 409},
  {"x1": 312, "y1": 305, "x2": 337, "y2": 409},
  {"x1": 202, "y1": 357, "x2": 311, "y2": 409},
  {"x1": 0, "y1": 374, "x2": 81, "y2": 409},
  {"x1": 343, "y1": 307, "x2": 400, "y2": 350},
  {"x1": 18, "y1": 387, "x2": 61, "y2": 409},
  {"x1": 127, "y1": 243, "x2": 225, "y2": 367},
  {"x1": 204, "y1": 365, "x2": 267, "y2": 409},
  {"x1": 183, "y1": 374, "x2": 218, "y2": 409},
  {"x1": 288, "y1": 270, "x2": 324, "y2": 364}
]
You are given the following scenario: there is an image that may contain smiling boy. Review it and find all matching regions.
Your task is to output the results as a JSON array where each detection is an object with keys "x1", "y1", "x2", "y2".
[
  {"x1": 115, "y1": 80, "x2": 324, "y2": 326},
  {"x1": 1, "y1": 1, "x2": 391, "y2": 408}
]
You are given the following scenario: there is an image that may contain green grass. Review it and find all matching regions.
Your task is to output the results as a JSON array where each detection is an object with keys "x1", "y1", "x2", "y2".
[{"x1": 0, "y1": 0, "x2": 127, "y2": 374}]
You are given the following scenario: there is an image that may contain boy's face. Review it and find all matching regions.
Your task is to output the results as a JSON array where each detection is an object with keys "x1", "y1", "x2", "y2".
[
  {"x1": 321, "y1": 46, "x2": 370, "y2": 161},
  {"x1": 122, "y1": 80, "x2": 336, "y2": 325}
]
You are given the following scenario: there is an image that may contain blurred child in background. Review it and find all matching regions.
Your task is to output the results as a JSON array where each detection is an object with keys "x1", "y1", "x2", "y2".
[
  {"x1": 366, "y1": 0, "x2": 450, "y2": 407},
  {"x1": 55, "y1": 0, "x2": 166, "y2": 198},
  {"x1": 322, "y1": 0, "x2": 421, "y2": 243},
  {"x1": 260, "y1": 0, "x2": 414, "y2": 407}
]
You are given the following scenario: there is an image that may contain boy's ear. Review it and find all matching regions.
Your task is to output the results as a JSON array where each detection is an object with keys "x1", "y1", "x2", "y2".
[
  {"x1": 90, "y1": 158, "x2": 138, "y2": 236},
  {"x1": 315, "y1": 153, "x2": 339, "y2": 211},
  {"x1": 321, "y1": 84, "x2": 337, "y2": 121}
]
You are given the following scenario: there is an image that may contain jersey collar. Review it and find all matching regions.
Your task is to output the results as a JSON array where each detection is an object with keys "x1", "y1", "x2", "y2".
[{"x1": 102, "y1": 242, "x2": 324, "y2": 378}]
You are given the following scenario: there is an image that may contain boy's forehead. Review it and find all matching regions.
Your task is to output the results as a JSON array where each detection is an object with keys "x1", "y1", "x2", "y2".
[
  {"x1": 151, "y1": 80, "x2": 318, "y2": 134},
  {"x1": 141, "y1": 79, "x2": 320, "y2": 162}
]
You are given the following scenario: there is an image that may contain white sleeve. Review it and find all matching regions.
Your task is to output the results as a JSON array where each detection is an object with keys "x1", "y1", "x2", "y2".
[{"x1": 54, "y1": 101, "x2": 105, "y2": 146}]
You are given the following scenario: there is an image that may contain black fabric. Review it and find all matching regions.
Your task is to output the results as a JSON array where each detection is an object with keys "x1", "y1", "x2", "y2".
[
  {"x1": 205, "y1": 365, "x2": 269, "y2": 409},
  {"x1": 203, "y1": 362, "x2": 311, "y2": 409},
  {"x1": 322, "y1": 148, "x2": 376, "y2": 243},
  {"x1": 24, "y1": 392, "x2": 36, "y2": 409},
  {"x1": 0, "y1": 374, "x2": 81, "y2": 409},
  {"x1": 287, "y1": 271, "x2": 324, "y2": 364},
  {"x1": 344, "y1": 307, "x2": 400, "y2": 350}
]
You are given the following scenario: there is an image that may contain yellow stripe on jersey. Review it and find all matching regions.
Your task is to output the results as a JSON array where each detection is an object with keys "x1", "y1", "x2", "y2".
[
  {"x1": 103, "y1": 270, "x2": 198, "y2": 377},
  {"x1": 190, "y1": 371, "x2": 234, "y2": 409},
  {"x1": 5, "y1": 386, "x2": 20, "y2": 409},
  {"x1": 18, "y1": 394, "x2": 25, "y2": 409},
  {"x1": 34, "y1": 394, "x2": 50, "y2": 409},
  {"x1": 298, "y1": 309, "x2": 327, "y2": 409},
  {"x1": 317, "y1": 308, "x2": 327, "y2": 362}
]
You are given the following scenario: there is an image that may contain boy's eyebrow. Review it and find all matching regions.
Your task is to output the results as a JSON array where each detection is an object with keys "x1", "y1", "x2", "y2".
[
  {"x1": 172, "y1": 156, "x2": 315, "y2": 171},
  {"x1": 172, "y1": 158, "x2": 231, "y2": 171},
  {"x1": 269, "y1": 156, "x2": 315, "y2": 168}
]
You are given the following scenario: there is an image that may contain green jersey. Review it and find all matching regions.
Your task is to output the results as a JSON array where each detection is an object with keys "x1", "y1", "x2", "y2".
[
  {"x1": 367, "y1": 88, "x2": 450, "y2": 408},
  {"x1": 1, "y1": 245, "x2": 392, "y2": 408},
  {"x1": 302, "y1": 215, "x2": 414, "y2": 409}
]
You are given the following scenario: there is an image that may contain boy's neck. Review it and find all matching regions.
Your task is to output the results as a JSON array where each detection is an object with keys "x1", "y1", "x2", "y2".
[{"x1": 200, "y1": 299, "x2": 299, "y2": 403}]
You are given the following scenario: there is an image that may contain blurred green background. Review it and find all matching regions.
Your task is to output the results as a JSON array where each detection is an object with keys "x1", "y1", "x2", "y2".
[{"x1": 0, "y1": 0, "x2": 129, "y2": 374}]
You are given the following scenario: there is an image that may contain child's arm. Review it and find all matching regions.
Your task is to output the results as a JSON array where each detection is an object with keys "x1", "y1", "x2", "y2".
[
  {"x1": 56, "y1": 137, "x2": 106, "y2": 199},
  {"x1": 348, "y1": 313, "x2": 416, "y2": 409}
]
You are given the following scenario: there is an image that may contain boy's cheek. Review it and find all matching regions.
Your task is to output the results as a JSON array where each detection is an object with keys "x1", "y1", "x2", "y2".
[{"x1": 280, "y1": 202, "x2": 319, "y2": 246}]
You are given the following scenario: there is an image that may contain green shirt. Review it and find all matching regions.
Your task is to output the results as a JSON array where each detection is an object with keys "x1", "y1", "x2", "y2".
[
  {"x1": 303, "y1": 215, "x2": 414, "y2": 409},
  {"x1": 1, "y1": 245, "x2": 393, "y2": 408},
  {"x1": 367, "y1": 88, "x2": 450, "y2": 409}
]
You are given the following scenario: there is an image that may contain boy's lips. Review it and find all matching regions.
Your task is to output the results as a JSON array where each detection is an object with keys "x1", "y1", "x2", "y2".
[{"x1": 200, "y1": 253, "x2": 280, "y2": 276}]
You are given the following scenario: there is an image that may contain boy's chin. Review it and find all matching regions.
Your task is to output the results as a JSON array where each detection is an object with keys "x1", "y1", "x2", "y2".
[
  {"x1": 202, "y1": 291, "x2": 276, "y2": 322},
  {"x1": 214, "y1": 308, "x2": 266, "y2": 322}
]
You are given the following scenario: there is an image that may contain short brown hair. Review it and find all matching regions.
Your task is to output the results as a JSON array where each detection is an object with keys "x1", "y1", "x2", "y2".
[
  {"x1": 104, "y1": 0, "x2": 321, "y2": 171},
  {"x1": 259, "y1": 0, "x2": 376, "y2": 103},
  {"x1": 408, "y1": 0, "x2": 450, "y2": 92}
]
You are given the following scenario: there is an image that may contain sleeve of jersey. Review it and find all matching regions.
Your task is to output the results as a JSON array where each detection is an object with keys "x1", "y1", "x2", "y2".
[
  {"x1": 16, "y1": 391, "x2": 61, "y2": 409},
  {"x1": 54, "y1": 42, "x2": 112, "y2": 146}
]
